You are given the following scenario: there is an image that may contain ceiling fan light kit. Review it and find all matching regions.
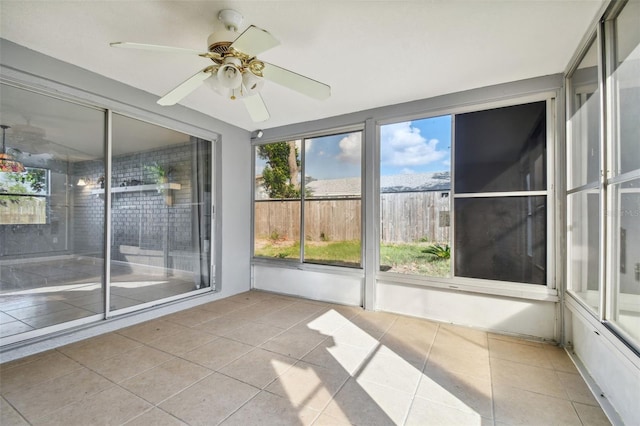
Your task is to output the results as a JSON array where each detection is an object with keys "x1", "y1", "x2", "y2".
[{"x1": 110, "y1": 9, "x2": 330, "y2": 122}]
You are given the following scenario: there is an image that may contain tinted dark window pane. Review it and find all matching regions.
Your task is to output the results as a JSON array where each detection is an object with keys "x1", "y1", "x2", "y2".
[
  {"x1": 454, "y1": 196, "x2": 546, "y2": 284},
  {"x1": 455, "y1": 101, "x2": 546, "y2": 193}
]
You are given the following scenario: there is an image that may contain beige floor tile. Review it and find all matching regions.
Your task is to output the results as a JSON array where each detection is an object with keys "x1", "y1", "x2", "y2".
[
  {"x1": 192, "y1": 315, "x2": 250, "y2": 336},
  {"x1": 349, "y1": 310, "x2": 398, "y2": 336},
  {"x1": 4, "y1": 368, "x2": 113, "y2": 422},
  {"x1": 225, "y1": 291, "x2": 272, "y2": 305},
  {"x1": 1, "y1": 396, "x2": 28, "y2": 426},
  {"x1": 219, "y1": 348, "x2": 297, "y2": 389},
  {"x1": 387, "y1": 314, "x2": 439, "y2": 338},
  {"x1": 221, "y1": 390, "x2": 321, "y2": 426},
  {"x1": 265, "y1": 360, "x2": 349, "y2": 411},
  {"x1": 323, "y1": 377, "x2": 410, "y2": 426},
  {"x1": 544, "y1": 345, "x2": 579, "y2": 373},
  {"x1": 120, "y1": 358, "x2": 212, "y2": 404},
  {"x1": 356, "y1": 347, "x2": 422, "y2": 394},
  {"x1": 197, "y1": 299, "x2": 247, "y2": 315},
  {"x1": 493, "y1": 384, "x2": 582, "y2": 425},
  {"x1": 256, "y1": 303, "x2": 322, "y2": 329},
  {"x1": 146, "y1": 328, "x2": 218, "y2": 355},
  {"x1": 0, "y1": 349, "x2": 55, "y2": 372},
  {"x1": 416, "y1": 368, "x2": 493, "y2": 419},
  {"x1": 182, "y1": 337, "x2": 253, "y2": 370},
  {"x1": 260, "y1": 326, "x2": 327, "y2": 359},
  {"x1": 406, "y1": 397, "x2": 492, "y2": 426},
  {"x1": 488, "y1": 332, "x2": 544, "y2": 347},
  {"x1": 222, "y1": 321, "x2": 285, "y2": 346},
  {"x1": 58, "y1": 332, "x2": 141, "y2": 365},
  {"x1": 0, "y1": 351, "x2": 81, "y2": 394},
  {"x1": 489, "y1": 338, "x2": 553, "y2": 368},
  {"x1": 2, "y1": 291, "x2": 604, "y2": 426},
  {"x1": 491, "y1": 357, "x2": 566, "y2": 398},
  {"x1": 311, "y1": 412, "x2": 352, "y2": 425},
  {"x1": 163, "y1": 307, "x2": 223, "y2": 327},
  {"x1": 84, "y1": 345, "x2": 173, "y2": 383},
  {"x1": 304, "y1": 308, "x2": 358, "y2": 335},
  {"x1": 302, "y1": 338, "x2": 373, "y2": 375},
  {"x1": 439, "y1": 323, "x2": 489, "y2": 348},
  {"x1": 229, "y1": 301, "x2": 291, "y2": 320},
  {"x1": 557, "y1": 371, "x2": 600, "y2": 405},
  {"x1": 426, "y1": 344, "x2": 491, "y2": 381},
  {"x1": 30, "y1": 386, "x2": 152, "y2": 426},
  {"x1": 378, "y1": 329, "x2": 433, "y2": 369},
  {"x1": 124, "y1": 408, "x2": 188, "y2": 426},
  {"x1": 160, "y1": 373, "x2": 259, "y2": 425},
  {"x1": 316, "y1": 303, "x2": 363, "y2": 320},
  {"x1": 117, "y1": 319, "x2": 190, "y2": 344},
  {"x1": 329, "y1": 321, "x2": 380, "y2": 351},
  {"x1": 573, "y1": 402, "x2": 612, "y2": 426}
]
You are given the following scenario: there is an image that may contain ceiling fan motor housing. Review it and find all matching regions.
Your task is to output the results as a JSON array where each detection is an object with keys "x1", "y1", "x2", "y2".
[{"x1": 207, "y1": 9, "x2": 243, "y2": 55}]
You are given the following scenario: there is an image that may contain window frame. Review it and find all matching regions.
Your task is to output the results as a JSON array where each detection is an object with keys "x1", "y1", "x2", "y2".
[
  {"x1": 252, "y1": 125, "x2": 366, "y2": 270},
  {"x1": 0, "y1": 166, "x2": 50, "y2": 225}
]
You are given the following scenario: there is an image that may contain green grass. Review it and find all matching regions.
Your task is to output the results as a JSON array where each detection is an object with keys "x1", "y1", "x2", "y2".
[
  {"x1": 254, "y1": 240, "x2": 362, "y2": 267},
  {"x1": 255, "y1": 239, "x2": 450, "y2": 277},
  {"x1": 380, "y1": 242, "x2": 450, "y2": 277}
]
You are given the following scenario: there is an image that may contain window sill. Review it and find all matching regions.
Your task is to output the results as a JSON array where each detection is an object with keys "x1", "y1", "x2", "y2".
[{"x1": 377, "y1": 272, "x2": 559, "y2": 302}]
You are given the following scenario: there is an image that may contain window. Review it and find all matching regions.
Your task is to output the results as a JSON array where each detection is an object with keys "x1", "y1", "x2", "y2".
[
  {"x1": 0, "y1": 167, "x2": 48, "y2": 225},
  {"x1": 566, "y1": 0, "x2": 640, "y2": 349},
  {"x1": 455, "y1": 101, "x2": 548, "y2": 285},
  {"x1": 254, "y1": 131, "x2": 362, "y2": 267},
  {"x1": 379, "y1": 116, "x2": 452, "y2": 277},
  {"x1": 378, "y1": 104, "x2": 549, "y2": 285},
  {"x1": 606, "y1": 1, "x2": 640, "y2": 344},
  {"x1": 567, "y1": 37, "x2": 602, "y2": 312}
]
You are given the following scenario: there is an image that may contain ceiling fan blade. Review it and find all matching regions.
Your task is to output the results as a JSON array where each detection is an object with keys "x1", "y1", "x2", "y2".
[
  {"x1": 242, "y1": 93, "x2": 270, "y2": 122},
  {"x1": 110, "y1": 42, "x2": 207, "y2": 56},
  {"x1": 262, "y1": 62, "x2": 330, "y2": 100},
  {"x1": 157, "y1": 68, "x2": 212, "y2": 106},
  {"x1": 230, "y1": 25, "x2": 280, "y2": 57}
]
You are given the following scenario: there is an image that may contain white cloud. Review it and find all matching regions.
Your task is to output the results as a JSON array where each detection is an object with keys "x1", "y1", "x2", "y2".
[
  {"x1": 381, "y1": 122, "x2": 447, "y2": 167},
  {"x1": 401, "y1": 168, "x2": 415, "y2": 174},
  {"x1": 305, "y1": 139, "x2": 313, "y2": 152},
  {"x1": 337, "y1": 132, "x2": 361, "y2": 164},
  {"x1": 442, "y1": 159, "x2": 451, "y2": 167}
]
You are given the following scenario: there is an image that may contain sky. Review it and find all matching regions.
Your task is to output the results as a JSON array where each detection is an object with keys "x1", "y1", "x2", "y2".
[{"x1": 255, "y1": 114, "x2": 452, "y2": 180}]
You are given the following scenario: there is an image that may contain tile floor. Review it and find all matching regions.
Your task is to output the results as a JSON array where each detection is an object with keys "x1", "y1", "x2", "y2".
[
  {"x1": 0, "y1": 291, "x2": 610, "y2": 425},
  {"x1": 0, "y1": 257, "x2": 197, "y2": 338}
]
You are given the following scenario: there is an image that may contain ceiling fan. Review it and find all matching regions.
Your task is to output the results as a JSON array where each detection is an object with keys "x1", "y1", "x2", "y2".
[{"x1": 111, "y1": 9, "x2": 331, "y2": 122}]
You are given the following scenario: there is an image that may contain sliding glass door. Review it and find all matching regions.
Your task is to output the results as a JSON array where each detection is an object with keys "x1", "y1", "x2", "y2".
[
  {"x1": 0, "y1": 84, "x2": 106, "y2": 339},
  {"x1": 108, "y1": 114, "x2": 213, "y2": 313},
  {"x1": 0, "y1": 83, "x2": 215, "y2": 344}
]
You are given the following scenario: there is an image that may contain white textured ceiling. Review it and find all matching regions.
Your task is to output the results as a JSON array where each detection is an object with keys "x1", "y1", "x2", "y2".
[{"x1": 0, "y1": 1, "x2": 604, "y2": 132}]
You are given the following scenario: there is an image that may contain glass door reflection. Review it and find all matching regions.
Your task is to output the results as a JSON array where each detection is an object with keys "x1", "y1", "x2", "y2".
[{"x1": 108, "y1": 114, "x2": 212, "y2": 312}]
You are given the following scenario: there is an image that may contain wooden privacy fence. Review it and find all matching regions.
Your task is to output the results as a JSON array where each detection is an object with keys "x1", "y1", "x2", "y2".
[
  {"x1": 254, "y1": 191, "x2": 450, "y2": 243},
  {"x1": 0, "y1": 197, "x2": 47, "y2": 225}
]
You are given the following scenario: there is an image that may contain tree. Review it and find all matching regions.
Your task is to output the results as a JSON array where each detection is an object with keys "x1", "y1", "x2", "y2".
[{"x1": 257, "y1": 141, "x2": 301, "y2": 198}]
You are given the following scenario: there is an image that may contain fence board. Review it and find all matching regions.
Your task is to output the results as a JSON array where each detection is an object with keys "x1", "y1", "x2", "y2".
[{"x1": 255, "y1": 191, "x2": 450, "y2": 243}]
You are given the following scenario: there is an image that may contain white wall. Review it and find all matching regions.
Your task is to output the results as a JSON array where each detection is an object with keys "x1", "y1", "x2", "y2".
[
  {"x1": 377, "y1": 282, "x2": 558, "y2": 340},
  {"x1": 253, "y1": 264, "x2": 362, "y2": 306}
]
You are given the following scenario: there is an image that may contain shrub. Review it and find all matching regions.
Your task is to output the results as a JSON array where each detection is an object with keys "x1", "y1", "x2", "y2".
[{"x1": 422, "y1": 243, "x2": 450, "y2": 260}]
